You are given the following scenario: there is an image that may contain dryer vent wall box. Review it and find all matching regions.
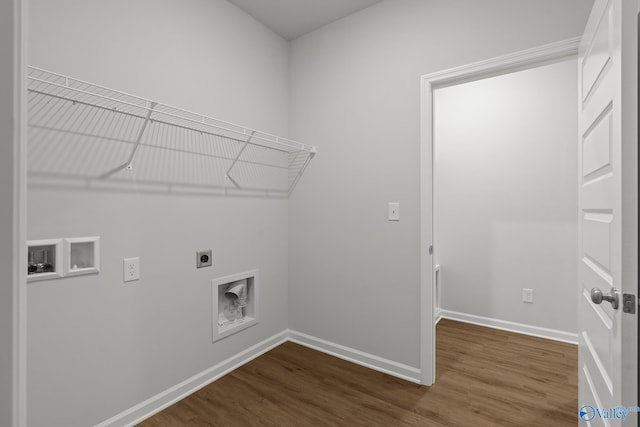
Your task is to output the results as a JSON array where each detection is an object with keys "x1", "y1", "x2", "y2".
[{"x1": 212, "y1": 270, "x2": 259, "y2": 342}]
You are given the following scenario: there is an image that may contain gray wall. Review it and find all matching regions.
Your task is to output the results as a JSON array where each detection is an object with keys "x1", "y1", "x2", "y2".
[
  {"x1": 27, "y1": 1, "x2": 290, "y2": 426},
  {"x1": 24, "y1": 0, "x2": 597, "y2": 424},
  {"x1": 288, "y1": 0, "x2": 592, "y2": 368},
  {"x1": 434, "y1": 58, "x2": 578, "y2": 333}
]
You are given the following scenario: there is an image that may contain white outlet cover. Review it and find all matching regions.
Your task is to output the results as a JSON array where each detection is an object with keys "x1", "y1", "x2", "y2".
[{"x1": 123, "y1": 257, "x2": 140, "y2": 282}]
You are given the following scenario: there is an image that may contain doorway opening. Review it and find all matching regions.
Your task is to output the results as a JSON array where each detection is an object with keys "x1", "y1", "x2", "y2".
[{"x1": 420, "y1": 37, "x2": 581, "y2": 384}]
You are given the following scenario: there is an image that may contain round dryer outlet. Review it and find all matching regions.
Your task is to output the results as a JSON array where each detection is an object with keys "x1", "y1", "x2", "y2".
[{"x1": 196, "y1": 250, "x2": 213, "y2": 268}]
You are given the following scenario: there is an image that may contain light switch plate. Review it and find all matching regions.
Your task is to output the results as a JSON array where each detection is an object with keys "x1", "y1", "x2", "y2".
[
  {"x1": 388, "y1": 202, "x2": 400, "y2": 221},
  {"x1": 123, "y1": 257, "x2": 140, "y2": 282}
]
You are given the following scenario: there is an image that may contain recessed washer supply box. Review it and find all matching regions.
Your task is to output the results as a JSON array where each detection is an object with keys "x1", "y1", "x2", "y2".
[
  {"x1": 27, "y1": 238, "x2": 63, "y2": 282},
  {"x1": 64, "y1": 236, "x2": 100, "y2": 277},
  {"x1": 27, "y1": 236, "x2": 100, "y2": 281}
]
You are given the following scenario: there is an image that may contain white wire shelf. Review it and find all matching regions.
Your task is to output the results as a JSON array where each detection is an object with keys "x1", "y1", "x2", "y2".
[{"x1": 27, "y1": 66, "x2": 317, "y2": 196}]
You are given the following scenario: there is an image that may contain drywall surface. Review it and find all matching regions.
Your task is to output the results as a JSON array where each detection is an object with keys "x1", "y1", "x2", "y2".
[
  {"x1": 434, "y1": 59, "x2": 578, "y2": 333},
  {"x1": 27, "y1": 1, "x2": 289, "y2": 426},
  {"x1": 288, "y1": 0, "x2": 591, "y2": 367},
  {"x1": 0, "y1": 1, "x2": 18, "y2": 424}
]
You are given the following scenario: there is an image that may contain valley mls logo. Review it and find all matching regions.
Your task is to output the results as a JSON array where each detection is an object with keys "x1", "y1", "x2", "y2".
[
  {"x1": 579, "y1": 405, "x2": 597, "y2": 422},
  {"x1": 579, "y1": 404, "x2": 640, "y2": 423}
]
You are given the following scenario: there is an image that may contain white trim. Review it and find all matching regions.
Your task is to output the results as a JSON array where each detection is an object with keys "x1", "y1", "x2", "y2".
[
  {"x1": 98, "y1": 329, "x2": 424, "y2": 426},
  {"x1": 423, "y1": 37, "x2": 581, "y2": 88},
  {"x1": 419, "y1": 37, "x2": 581, "y2": 389},
  {"x1": 14, "y1": 0, "x2": 28, "y2": 425},
  {"x1": 419, "y1": 59, "x2": 435, "y2": 387},
  {"x1": 95, "y1": 331, "x2": 288, "y2": 427},
  {"x1": 440, "y1": 310, "x2": 579, "y2": 345},
  {"x1": 91, "y1": 316, "x2": 579, "y2": 426},
  {"x1": 288, "y1": 330, "x2": 421, "y2": 384},
  {"x1": 434, "y1": 308, "x2": 443, "y2": 325}
]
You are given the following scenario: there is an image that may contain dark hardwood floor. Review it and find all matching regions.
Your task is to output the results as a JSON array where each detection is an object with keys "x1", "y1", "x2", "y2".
[{"x1": 138, "y1": 319, "x2": 577, "y2": 426}]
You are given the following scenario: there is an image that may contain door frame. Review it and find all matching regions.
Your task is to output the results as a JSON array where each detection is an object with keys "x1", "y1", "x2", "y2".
[
  {"x1": 3, "y1": 0, "x2": 28, "y2": 426},
  {"x1": 419, "y1": 37, "x2": 580, "y2": 385}
]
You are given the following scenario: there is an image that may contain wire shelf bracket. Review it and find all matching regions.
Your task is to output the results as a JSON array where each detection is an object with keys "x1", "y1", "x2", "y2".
[
  {"x1": 225, "y1": 130, "x2": 256, "y2": 189},
  {"x1": 100, "y1": 101, "x2": 157, "y2": 179}
]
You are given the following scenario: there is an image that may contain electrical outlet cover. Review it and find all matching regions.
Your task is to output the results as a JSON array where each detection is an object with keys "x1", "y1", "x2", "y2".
[
  {"x1": 197, "y1": 250, "x2": 213, "y2": 268},
  {"x1": 123, "y1": 257, "x2": 140, "y2": 282}
]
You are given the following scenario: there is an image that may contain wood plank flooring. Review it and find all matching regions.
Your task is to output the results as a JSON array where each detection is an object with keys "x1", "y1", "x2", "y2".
[{"x1": 139, "y1": 319, "x2": 577, "y2": 426}]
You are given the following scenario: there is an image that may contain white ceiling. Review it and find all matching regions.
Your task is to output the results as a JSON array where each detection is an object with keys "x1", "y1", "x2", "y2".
[{"x1": 227, "y1": 0, "x2": 383, "y2": 41}]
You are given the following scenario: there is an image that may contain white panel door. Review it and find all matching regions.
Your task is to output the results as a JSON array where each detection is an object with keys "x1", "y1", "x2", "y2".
[{"x1": 578, "y1": 0, "x2": 637, "y2": 426}]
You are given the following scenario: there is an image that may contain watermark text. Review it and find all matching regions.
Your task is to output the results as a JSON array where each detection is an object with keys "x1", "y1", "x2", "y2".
[{"x1": 579, "y1": 405, "x2": 640, "y2": 423}]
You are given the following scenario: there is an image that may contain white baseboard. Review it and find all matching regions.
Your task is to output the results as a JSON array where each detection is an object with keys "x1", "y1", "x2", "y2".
[
  {"x1": 288, "y1": 330, "x2": 421, "y2": 384},
  {"x1": 96, "y1": 328, "x2": 421, "y2": 426},
  {"x1": 434, "y1": 308, "x2": 443, "y2": 324},
  {"x1": 439, "y1": 310, "x2": 578, "y2": 345},
  {"x1": 93, "y1": 315, "x2": 575, "y2": 426},
  {"x1": 95, "y1": 331, "x2": 289, "y2": 427}
]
